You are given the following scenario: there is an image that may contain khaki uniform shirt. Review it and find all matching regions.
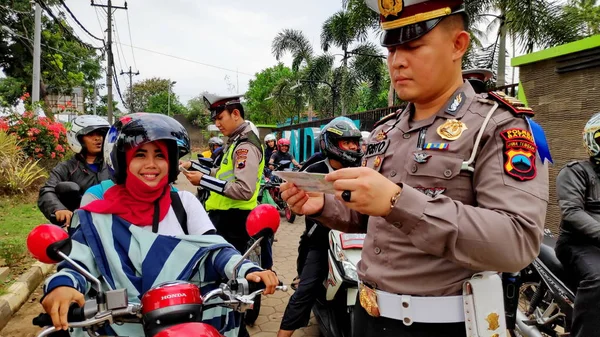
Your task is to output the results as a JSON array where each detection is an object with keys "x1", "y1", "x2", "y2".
[
  {"x1": 211, "y1": 122, "x2": 263, "y2": 201},
  {"x1": 314, "y1": 82, "x2": 549, "y2": 296}
]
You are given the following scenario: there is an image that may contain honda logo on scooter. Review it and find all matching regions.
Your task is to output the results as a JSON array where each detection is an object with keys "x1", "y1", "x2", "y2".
[{"x1": 161, "y1": 293, "x2": 187, "y2": 301}]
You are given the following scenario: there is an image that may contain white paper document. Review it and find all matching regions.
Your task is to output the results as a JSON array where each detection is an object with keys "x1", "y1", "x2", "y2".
[{"x1": 272, "y1": 171, "x2": 336, "y2": 194}]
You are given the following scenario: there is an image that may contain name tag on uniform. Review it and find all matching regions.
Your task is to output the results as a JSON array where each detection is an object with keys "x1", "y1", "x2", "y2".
[{"x1": 365, "y1": 140, "x2": 390, "y2": 158}]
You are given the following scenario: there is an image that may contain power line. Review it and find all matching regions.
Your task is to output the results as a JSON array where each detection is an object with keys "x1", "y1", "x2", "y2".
[
  {"x1": 58, "y1": 0, "x2": 104, "y2": 42},
  {"x1": 36, "y1": 0, "x2": 101, "y2": 50},
  {"x1": 125, "y1": 10, "x2": 138, "y2": 71},
  {"x1": 1, "y1": 25, "x2": 98, "y2": 63},
  {"x1": 93, "y1": 7, "x2": 105, "y2": 38},
  {"x1": 113, "y1": 19, "x2": 129, "y2": 70},
  {"x1": 114, "y1": 41, "x2": 254, "y2": 76},
  {"x1": 111, "y1": 51, "x2": 126, "y2": 107}
]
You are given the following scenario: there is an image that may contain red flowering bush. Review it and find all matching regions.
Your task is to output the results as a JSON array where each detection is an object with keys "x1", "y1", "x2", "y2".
[{"x1": 3, "y1": 110, "x2": 69, "y2": 169}]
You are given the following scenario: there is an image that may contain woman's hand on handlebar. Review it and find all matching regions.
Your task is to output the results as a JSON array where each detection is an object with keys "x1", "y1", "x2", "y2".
[
  {"x1": 246, "y1": 270, "x2": 278, "y2": 295},
  {"x1": 41, "y1": 286, "x2": 85, "y2": 330},
  {"x1": 54, "y1": 210, "x2": 73, "y2": 225}
]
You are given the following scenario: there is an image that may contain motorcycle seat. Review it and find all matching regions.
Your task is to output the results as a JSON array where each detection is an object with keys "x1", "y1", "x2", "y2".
[{"x1": 538, "y1": 244, "x2": 577, "y2": 292}]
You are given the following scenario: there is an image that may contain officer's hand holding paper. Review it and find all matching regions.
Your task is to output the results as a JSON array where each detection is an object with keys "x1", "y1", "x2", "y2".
[{"x1": 273, "y1": 171, "x2": 335, "y2": 194}]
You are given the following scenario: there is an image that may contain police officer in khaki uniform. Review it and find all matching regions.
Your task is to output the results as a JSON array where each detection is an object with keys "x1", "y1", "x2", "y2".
[
  {"x1": 181, "y1": 93, "x2": 265, "y2": 254},
  {"x1": 281, "y1": 0, "x2": 550, "y2": 336}
]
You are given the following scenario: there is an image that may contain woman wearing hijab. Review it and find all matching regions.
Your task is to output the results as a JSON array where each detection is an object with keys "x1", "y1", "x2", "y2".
[{"x1": 40, "y1": 113, "x2": 278, "y2": 337}]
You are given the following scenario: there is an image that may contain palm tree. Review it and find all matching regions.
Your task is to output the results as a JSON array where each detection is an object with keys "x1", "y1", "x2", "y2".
[
  {"x1": 272, "y1": 29, "x2": 337, "y2": 119},
  {"x1": 320, "y1": 8, "x2": 387, "y2": 115},
  {"x1": 470, "y1": 0, "x2": 583, "y2": 86}
]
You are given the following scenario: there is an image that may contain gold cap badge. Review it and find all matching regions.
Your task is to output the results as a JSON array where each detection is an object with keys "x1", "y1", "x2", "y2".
[
  {"x1": 437, "y1": 119, "x2": 467, "y2": 141},
  {"x1": 378, "y1": 0, "x2": 404, "y2": 17}
]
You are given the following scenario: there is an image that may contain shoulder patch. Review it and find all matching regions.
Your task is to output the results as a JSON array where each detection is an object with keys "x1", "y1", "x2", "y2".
[
  {"x1": 488, "y1": 91, "x2": 535, "y2": 117},
  {"x1": 500, "y1": 128, "x2": 537, "y2": 181},
  {"x1": 373, "y1": 111, "x2": 400, "y2": 128}
]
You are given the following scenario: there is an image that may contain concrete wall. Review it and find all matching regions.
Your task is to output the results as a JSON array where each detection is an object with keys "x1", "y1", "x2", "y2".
[{"x1": 518, "y1": 46, "x2": 600, "y2": 233}]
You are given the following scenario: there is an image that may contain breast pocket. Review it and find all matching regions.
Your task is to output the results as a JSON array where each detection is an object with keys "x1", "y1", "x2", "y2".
[{"x1": 403, "y1": 153, "x2": 474, "y2": 204}]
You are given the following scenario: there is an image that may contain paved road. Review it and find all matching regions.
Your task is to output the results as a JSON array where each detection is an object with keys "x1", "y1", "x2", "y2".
[{"x1": 0, "y1": 174, "x2": 320, "y2": 337}]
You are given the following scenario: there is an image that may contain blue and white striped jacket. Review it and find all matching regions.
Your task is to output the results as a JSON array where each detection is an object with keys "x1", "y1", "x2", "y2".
[{"x1": 43, "y1": 209, "x2": 261, "y2": 337}]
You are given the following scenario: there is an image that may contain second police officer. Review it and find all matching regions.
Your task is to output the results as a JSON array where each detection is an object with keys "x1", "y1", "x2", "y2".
[{"x1": 181, "y1": 93, "x2": 265, "y2": 255}]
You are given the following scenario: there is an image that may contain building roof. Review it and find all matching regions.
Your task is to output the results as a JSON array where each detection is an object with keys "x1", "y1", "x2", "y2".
[{"x1": 511, "y1": 34, "x2": 600, "y2": 67}]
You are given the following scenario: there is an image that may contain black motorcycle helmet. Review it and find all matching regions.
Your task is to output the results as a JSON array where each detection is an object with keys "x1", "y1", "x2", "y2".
[
  {"x1": 319, "y1": 117, "x2": 364, "y2": 167},
  {"x1": 104, "y1": 113, "x2": 190, "y2": 185}
]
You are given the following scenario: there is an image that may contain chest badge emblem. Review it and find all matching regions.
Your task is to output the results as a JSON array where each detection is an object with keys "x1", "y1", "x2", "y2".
[
  {"x1": 413, "y1": 152, "x2": 432, "y2": 163},
  {"x1": 373, "y1": 156, "x2": 382, "y2": 169},
  {"x1": 437, "y1": 119, "x2": 467, "y2": 141}
]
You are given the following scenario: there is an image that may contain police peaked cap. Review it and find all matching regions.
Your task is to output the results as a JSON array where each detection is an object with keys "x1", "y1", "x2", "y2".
[
  {"x1": 203, "y1": 93, "x2": 244, "y2": 119},
  {"x1": 364, "y1": 0, "x2": 466, "y2": 47}
]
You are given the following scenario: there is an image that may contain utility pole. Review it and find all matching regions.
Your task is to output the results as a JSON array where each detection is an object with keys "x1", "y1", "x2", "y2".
[
  {"x1": 120, "y1": 66, "x2": 139, "y2": 113},
  {"x1": 92, "y1": 81, "x2": 97, "y2": 115},
  {"x1": 91, "y1": 0, "x2": 127, "y2": 124},
  {"x1": 32, "y1": 1, "x2": 42, "y2": 103}
]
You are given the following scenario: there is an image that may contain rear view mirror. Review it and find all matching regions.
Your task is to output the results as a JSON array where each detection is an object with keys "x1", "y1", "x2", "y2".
[
  {"x1": 27, "y1": 224, "x2": 72, "y2": 264},
  {"x1": 246, "y1": 204, "x2": 280, "y2": 239}
]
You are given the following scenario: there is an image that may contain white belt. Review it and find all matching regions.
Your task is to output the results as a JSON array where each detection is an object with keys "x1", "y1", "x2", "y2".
[{"x1": 375, "y1": 288, "x2": 465, "y2": 325}]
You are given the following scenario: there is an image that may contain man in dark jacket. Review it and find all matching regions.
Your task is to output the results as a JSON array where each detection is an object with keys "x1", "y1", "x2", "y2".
[
  {"x1": 38, "y1": 115, "x2": 110, "y2": 225},
  {"x1": 278, "y1": 117, "x2": 364, "y2": 337},
  {"x1": 555, "y1": 112, "x2": 600, "y2": 337}
]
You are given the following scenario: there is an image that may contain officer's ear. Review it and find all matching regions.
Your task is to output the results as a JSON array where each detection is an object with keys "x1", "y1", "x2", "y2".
[
  {"x1": 452, "y1": 30, "x2": 470, "y2": 62},
  {"x1": 230, "y1": 108, "x2": 242, "y2": 121}
]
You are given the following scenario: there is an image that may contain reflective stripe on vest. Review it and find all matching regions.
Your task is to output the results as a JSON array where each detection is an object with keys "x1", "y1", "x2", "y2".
[{"x1": 205, "y1": 140, "x2": 264, "y2": 211}]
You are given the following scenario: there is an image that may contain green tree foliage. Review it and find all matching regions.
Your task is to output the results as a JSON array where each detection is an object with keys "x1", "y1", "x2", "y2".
[
  {"x1": 564, "y1": 0, "x2": 600, "y2": 36},
  {"x1": 245, "y1": 63, "x2": 295, "y2": 124},
  {"x1": 124, "y1": 77, "x2": 177, "y2": 113},
  {"x1": 95, "y1": 94, "x2": 122, "y2": 117},
  {"x1": 185, "y1": 94, "x2": 211, "y2": 129},
  {"x1": 0, "y1": 0, "x2": 103, "y2": 112},
  {"x1": 0, "y1": 76, "x2": 26, "y2": 107},
  {"x1": 145, "y1": 91, "x2": 186, "y2": 116}
]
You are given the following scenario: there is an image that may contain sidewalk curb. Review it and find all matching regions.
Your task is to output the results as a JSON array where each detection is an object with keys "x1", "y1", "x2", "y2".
[{"x1": 0, "y1": 262, "x2": 54, "y2": 331}]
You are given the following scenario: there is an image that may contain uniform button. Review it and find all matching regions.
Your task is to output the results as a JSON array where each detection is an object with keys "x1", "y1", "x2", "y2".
[
  {"x1": 390, "y1": 170, "x2": 397, "y2": 177},
  {"x1": 411, "y1": 164, "x2": 417, "y2": 173},
  {"x1": 444, "y1": 169, "x2": 452, "y2": 177},
  {"x1": 403, "y1": 133, "x2": 410, "y2": 139},
  {"x1": 374, "y1": 247, "x2": 381, "y2": 254}
]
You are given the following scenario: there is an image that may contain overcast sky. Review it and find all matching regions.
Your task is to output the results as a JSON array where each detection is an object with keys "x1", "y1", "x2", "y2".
[{"x1": 60, "y1": 0, "x2": 380, "y2": 107}]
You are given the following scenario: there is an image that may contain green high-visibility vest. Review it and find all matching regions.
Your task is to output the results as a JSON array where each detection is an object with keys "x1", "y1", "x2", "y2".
[{"x1": 205, "y1": 131, "x2": 264, "y2": 211}]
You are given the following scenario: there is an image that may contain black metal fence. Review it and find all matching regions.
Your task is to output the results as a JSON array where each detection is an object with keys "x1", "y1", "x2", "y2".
[
  {"x1": 275, "y1": 83, "x2": 519, "y2": 133},
  {"x1": 275, "y1": 105, "x2": 405, "y2": 133}
]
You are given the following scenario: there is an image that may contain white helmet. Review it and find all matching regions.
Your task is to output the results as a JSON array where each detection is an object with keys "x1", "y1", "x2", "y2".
[
  {"x1": 583, "y1": 112, "x2": 600, "y2": 157},
  {"x1": 67, "y1": 115, "x2": 110, "y2": 153},
  {"x1": 208, "y1": 136, "x2": 223, "y2": 146},
  {"x1": 264, "y1": 133, "x2": 276, "y2": 144},
  {"x1": 361, "y1": 131, "x2": 370, "y2": 144},
  {"x1": 247, "y1": 121, "x2": 259, "y2": 137}
]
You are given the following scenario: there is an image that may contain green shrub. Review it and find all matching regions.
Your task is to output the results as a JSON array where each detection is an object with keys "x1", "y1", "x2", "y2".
[
  {"x1": 0, "y1": 131, "x2": 48, "y2": 195},
  {"x1": 0, "y1": 238, "x2": 26, "y2": 267},
  {"x1": 1, "y1": 110, "x2": 69, "y2": 170}
]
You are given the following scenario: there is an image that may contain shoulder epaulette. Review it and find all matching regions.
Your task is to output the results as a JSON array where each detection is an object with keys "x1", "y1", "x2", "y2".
[
  {"x1": 487, "y1": 91, "x2": 535, "y2": 117},
  {"x1": 236, "y1": 130, "x2": 263, "y2": 154},
  {"x1": 566, "y1": 161, "x2": 579, "y2": 167},
  {"x1": 373, "y1": 111, "x2": 400, "y2": 128}
]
